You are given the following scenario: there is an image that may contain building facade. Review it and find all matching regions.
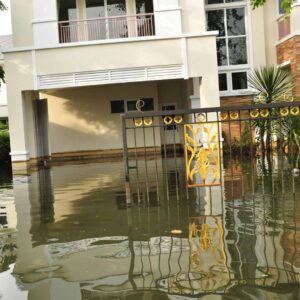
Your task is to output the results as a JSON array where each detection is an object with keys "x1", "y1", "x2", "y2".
[
  {"x1": 3, "y1": 0, "x2": 300, "y2": 170},
  {"x1": 0, "y1": 35, "x2": 12, "y2": 124}
]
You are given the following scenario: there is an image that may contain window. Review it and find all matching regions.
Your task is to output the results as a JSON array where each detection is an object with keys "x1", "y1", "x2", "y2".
[
  {"x1": 278, "y1": 0, "x2": 285, "y2": 15},
  {"x1": 206, "y1": 0, "x2": 250, "y2": 94},
  {"x1": 110, "y1": 98, "x2": 154, "y2": 113},
  {"x1": 218, "y1": 73, "x2": 227, "y2": 91},
  {"x1": 57, "y1": 0, "x2": 77, "y2": 21},
  {"x1": 111, "y1": 100, "x2": 125, "y2": 113},
  {"x1": 232, "y1": 72, "x2": 248, "y2": 90},
  {"x1": 207, "y1": 7, "x2": 247, "y2": 67}
]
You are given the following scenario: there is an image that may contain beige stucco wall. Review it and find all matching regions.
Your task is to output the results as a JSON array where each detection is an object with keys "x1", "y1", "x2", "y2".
[
  {"x1": 10, "y1": 0, "x2": 34, "y2": 47},
  {"x1": 181, "y1": 0, "x2": 206, "y2": 33},
  {"x1": 41, "y1": 80, "x2": 189, "y2": 154},
  {"x1": 36, "y1": 39, "x2": 183, "y2": 75},
  {"x1": 250, "y1": 7, "x2": 267, "y2": 69},
  {"x1": 262, "y1": 0, "x2": 278, "y2": 66}
]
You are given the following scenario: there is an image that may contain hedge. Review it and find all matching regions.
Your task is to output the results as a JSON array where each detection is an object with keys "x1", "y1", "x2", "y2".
[{"x1": 0, "y1": 130, "x2": 10, "y2": 163}]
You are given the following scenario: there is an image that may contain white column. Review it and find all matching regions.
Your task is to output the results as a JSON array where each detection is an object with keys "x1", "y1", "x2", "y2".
[
  {"x1": 290, "y1": 2, "x2": 300, "y2": 33},
  {"x1": 190, "y1": 77, "x2": 201, "y2": 109},
  {"x1": 8, "y1": 89, "x2": 39, "y2": 168},
  {"x1": 33, "y1": 0, "x2": 59, "y2": 47},
  {"x1": 153, "y1": 0, "x2": 182, "y2": 36}
]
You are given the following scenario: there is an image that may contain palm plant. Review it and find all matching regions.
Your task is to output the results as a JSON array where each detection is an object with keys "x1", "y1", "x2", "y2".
[{"x1": 248, "y1": 66, "x2": 294, "y2": 153}]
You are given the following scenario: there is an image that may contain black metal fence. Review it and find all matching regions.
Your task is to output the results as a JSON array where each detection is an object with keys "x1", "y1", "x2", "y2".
[{"x1": 121, "y1": 101, "x2": 300, "y2": 189}]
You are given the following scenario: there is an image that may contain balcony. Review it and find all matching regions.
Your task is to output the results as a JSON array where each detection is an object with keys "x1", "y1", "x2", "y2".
[{"x1": 58, "y1": 13, "x2": 155, "y2": 44}]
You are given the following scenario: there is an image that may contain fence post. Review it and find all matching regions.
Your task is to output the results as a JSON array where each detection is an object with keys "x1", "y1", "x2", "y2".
[{"x1": 121, "y1": 114, "x2": 130, "y2": 181}]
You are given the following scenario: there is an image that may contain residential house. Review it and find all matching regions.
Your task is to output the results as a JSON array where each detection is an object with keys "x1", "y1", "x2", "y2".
[{"x1": 3, "y1": 0, "x2": 300, "y2": 171}]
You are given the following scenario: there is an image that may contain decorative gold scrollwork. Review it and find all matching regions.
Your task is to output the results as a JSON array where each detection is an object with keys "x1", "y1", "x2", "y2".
[
  {"x1": 163, "y1": 116, "x2": 173, "y2": 125},
  {"x1": 220, "y1": 112, "x2": 228, "y2": 121},
  {"x1": 250, "y1": 109, "x2": 259, "y2": 119},
  {"x1": 280, "y1": 107, "x2": 289, "y2": 117},
  {"x1": 229, "y1": 111, "x2": 239, "y2": 120},
  {"x1": 260, "y1": 109, "x2": 269, "y2": 118},
  {"x1": 184, "y1": 123, "x2": 221, "y2": 187},
  {"x1": 134, "y1": 118, "x2": 143, "y2": 127},
  {"x1": 143, "y1": 117, "x2": 153, "y2": 126},
  {"x1": 136, "y1": 99, "x2": 145, "y2": 112},
  {"x1": 291, "y1": 106, "x2": 300, "y2": 116},
  {"x1": 196, "y1": 113, "x2": 206, "y2": 123},
  {"x1": 174, "y1": 115, "x2": 183, "y2": 124}
]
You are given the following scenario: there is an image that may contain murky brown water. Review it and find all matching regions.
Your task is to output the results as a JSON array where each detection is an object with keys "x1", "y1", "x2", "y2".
[{"x1": 0, "y1": 157, "x2": 300, "y2": 299}]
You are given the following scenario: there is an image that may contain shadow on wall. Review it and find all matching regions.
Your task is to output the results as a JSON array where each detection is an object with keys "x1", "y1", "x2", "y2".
[{"x1": 49, "y1": 122, "x2": 122, "y2": 154}]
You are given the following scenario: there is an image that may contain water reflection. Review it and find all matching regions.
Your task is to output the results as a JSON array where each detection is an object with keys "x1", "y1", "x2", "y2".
[{"x1": 0, "y1": 157, "x2": 300, "y2": 299}]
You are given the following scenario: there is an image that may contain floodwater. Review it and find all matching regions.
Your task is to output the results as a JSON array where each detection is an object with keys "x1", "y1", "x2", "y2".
[{"x1": 0, "y1": 157, "x2": 300, "y2": 300}]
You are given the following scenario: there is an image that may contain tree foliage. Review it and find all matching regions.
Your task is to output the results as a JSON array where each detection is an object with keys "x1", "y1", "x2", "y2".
[
  {"x1": 0, "y1": 0, "x2": 6, "y2": 11},
  {"x1": 251, "y1": 0, "x2": 293, "y2": 13}
]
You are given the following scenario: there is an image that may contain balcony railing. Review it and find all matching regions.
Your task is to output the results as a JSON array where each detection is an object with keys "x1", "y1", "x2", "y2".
[
  {"x1": 278, "y1": 15, "x2": 291, "y2": 40},
  {"x1": 58, "y1": 13, "x2": 155, "y2": 44}
]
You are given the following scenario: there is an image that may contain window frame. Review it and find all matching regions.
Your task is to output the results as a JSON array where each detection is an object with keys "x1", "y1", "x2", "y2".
[{"x1": 205, "y1": 0, "x2": 254, "y2": 96}]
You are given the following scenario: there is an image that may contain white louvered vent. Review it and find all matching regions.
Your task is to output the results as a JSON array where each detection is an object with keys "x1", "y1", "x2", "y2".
[
  {"x1": 38, "y1": 65, "x2": 183, "y2": 89},
  {"x1": 38, "y1": 73, "x2": 74, "y2": 89},
  {"x1": 75, "y1": 70, "x2": 109, "y2": 85}
]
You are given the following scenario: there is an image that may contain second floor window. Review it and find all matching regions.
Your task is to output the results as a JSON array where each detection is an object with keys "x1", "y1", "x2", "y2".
[{"x1": 206, "y1": 7, "x2": 247, "y2": 67}]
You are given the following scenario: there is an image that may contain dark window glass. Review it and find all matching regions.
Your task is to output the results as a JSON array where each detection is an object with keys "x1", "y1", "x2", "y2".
[
  {"x1": 228, "y1": 37, "x2": 247, "y2": 65},
  {"x1": 232, "y1": 72, "x2": 248, "y2": 90},
  {"x1": 136, "y1": 0, "x2": 153, "y2": 14},
  {"x1": 218, "y1": 73, "x2": 227, "y2": 91},
  {"x1": 207, "y1": 10, "x2": 225, "y2": 37},
  {"x1": 217, "y1": 39, "x2": 227, "y2": 66},
  {"x1": 142, "y1": 98, "x2": 154, "y2": 111},
  {"x1": 206, "y1": 0, "x2": 224, "y2": 3},
  {"x1": 225, "y1": 0, "x2": 243, "y2": 2},
  {"x1": 279, "y1": 0, "x2": 285, "y2": 14},
  {"x1": 162, "y1": 105, "x2": 176, "y2": 111},
  {"x1": 111, "y1": 100, "x2": 125, "y2": 113},
  {"x1": 57, "y1": 0, "x2": 77, "y2": 21},
  {"x1": 227, "y1": 8, "x2": 245, "y2": 36}
]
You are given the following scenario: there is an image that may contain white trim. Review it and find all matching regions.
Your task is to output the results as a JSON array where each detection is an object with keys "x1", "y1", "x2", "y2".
[
  {"x1": 181, "y1": 37, "x2": 189, "y2": 79},
  {"x1": 1, "y1": 32, "x2": 219, "y2": 53},
  {"x1": 278, "y1": 60, "x2": 291, "y2": 68},
  {"x1": 32, "y1": 18, "x2": 58, "y2": 24},
  {"x1": 154, "y1": 7, "x2": 181, "y2": 12},
  {"x1": 10, "y1": 151, "x2": 30, "y2": 162},
  {"x1": 31, "y1": 50, "x2": 38, "y2": 90}
]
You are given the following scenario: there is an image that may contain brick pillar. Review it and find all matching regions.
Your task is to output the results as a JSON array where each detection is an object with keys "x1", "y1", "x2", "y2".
[{"x1": 277, "y1": 35, "x2": 300, "y2": 99}]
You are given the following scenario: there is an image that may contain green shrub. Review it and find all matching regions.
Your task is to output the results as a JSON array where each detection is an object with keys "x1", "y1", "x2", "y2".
[{"x1": 0, "y1": 130, "x2": 10, "y2": 163}]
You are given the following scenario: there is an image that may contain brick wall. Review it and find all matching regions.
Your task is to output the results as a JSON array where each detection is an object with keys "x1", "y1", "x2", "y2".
[
  {"x1": 220, "y1": 95, "x2": 254, "y2": 141},
  {"x1": 277, "y1": 35, "x2": 300, "y2": 99}
]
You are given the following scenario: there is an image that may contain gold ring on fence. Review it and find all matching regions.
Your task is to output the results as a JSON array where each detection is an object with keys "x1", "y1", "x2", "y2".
[
  {"x1": 174, "y1": 115, "x2": 183, "y2": 124},
  {"x1": 196, "y1": 113, "x2": 206, "y2": 123},
  {"x1": 260, "y1": 109, "x2": 269, "y2": 118},
  {"x1": 143, "y1": 118, "x2": 153, "y2": 126},
  {"x1": 280, "y1": 107, "x2": 289, "y2": 117},
  {"x1": 230, "y1": 111, "x2": 239, "y2": 120},
  {"x1": 164, "y1": 116, "x2": 173, "y2": 125},
  {"x1": 134, "y1": 118, "x2": 143, "y2": 127},
  {"x1": 290, "y1": 106, "x2": 300, "y2": 116},
  {"x1": 250, "y1": 109, "x2": 259, "y2": 119},
  {"x1": 220, "y1": 112, "x2": 228, "y2": 121}
]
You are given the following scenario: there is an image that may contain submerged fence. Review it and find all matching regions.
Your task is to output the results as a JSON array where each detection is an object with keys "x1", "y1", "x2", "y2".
[{"x1": 121, "y1": 101, "x2": 300, "y2": 188}]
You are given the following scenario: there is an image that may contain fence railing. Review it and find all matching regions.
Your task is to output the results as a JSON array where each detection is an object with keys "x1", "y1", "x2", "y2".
[
  {"x1": 121, "y1": 101, "x2": 300, "y2": 187},
  {"x1": 58, "y1": 13, "x2": 155, "y2": 43}
]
